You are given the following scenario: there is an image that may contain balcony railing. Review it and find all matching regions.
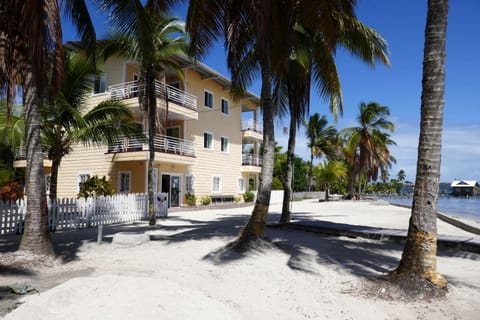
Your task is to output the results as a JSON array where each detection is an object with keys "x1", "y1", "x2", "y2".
[
  {"x1": 14, "y1": 146, "x2": 49, "y2": 160},
  {"x1": 108, "y1": 134, "x2": 196, "y2": 157},
  {"x1": 108, "y1": 80, "x2": 197, "y2": 111},
  {"x1": 242, "y1": 154, "x2": 262, "y2": 166},
  {"x1": 242, "y1": 119, "x2": 263, "y2": 134}
]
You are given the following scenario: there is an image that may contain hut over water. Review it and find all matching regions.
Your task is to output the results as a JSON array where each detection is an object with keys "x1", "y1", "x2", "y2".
[{"x1": 450, "y1": 180, "x2": 477, "y2": 197}]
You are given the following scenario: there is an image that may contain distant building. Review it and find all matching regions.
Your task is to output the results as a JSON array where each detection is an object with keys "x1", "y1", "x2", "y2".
[{"x1": 450, "y1": 180, "x2": 477, "y2": 197}]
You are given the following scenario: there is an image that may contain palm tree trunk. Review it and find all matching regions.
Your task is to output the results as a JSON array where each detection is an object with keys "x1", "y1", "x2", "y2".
[
  {"x1": 146, "y1": 66, "x2": 157, "y2": 225},
  {"x1": 280, "y1": 113, "x2": 296, "y2": 223},
  {"x1": 393, "y1": 0, "x2": 448, "y2": 288},
  {"x1": 239, "y1": 59, "x2": 274, "y2": 241},
  {"x1": 18, "y1": 66, "x2": 53, "y2": 255},
  {"x1": 308, "y1": 153, "x2": 314, "y2": 192},
  {"x1": 48, "y1": 156, "x2": 61, "y2": 201}
]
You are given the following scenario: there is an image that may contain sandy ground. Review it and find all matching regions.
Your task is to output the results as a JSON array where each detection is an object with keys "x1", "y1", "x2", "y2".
[{"x1": 1, "y1": 199, "x2": 479, "y2": 319}]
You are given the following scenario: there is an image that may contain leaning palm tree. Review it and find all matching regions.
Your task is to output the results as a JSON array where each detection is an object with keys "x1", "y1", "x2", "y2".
[
  {"x1": 340, "y1": 102, "x2": 396, "y2": 198},
  {"x1": 392, "y1": 0, "x2": 449, "y2": 288},
  {"x1": 0, "y1": 0, "x2": 95, "y2": 256},
  {"x1": 41, "y1": 53, "x2": 140, "y2": 200},
  {"x1": 101, "y1": 5, "x2": 188, "y2": 225},
  {"x1": 304, "y1": 113, "x2": 338, "y2": 192}
]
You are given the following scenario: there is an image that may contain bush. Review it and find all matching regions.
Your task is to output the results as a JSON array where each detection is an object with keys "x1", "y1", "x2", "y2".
[
  {"x1": 186, "y1": 193, "x2": 197, "y2": 206},
  {"x1": 234, "y1": 195, "x2": 241, "y2": 203},
  {"x1": 272, "y1": 177, "x2": 283, "y2": 190},
  {"x1": 77, "y1": 175, "x2": 114, "y2": 199},
  {"x1": 243, "y1": 191, "x2": 255, "y2": 202},
  {"x1": 200, "y1": 195, "x2": 211, "y2": 205},
  {"x1": 0, "y1": 181, "x2": 23, "y2": 201}
]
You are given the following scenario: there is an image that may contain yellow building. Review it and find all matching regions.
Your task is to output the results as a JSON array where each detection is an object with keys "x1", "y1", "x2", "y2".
[{"x1": 14, "y1": 53, "x2": 263, "y2": 208}]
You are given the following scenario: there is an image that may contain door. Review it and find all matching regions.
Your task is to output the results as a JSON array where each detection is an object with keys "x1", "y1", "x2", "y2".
[{"x1": 170, "y1": 176, "x2": 180, "y2": 207}]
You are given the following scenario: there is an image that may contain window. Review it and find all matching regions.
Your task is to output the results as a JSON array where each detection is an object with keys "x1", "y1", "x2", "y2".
[
  {"x1": 77, "y1": 173, "x2": 91, "y2": 192},
  {"x1": 204, "y1": 132, "x2": 213, "y2": 149},
  {"x1": 45, "y1": 175, "x2": 51, "y2": 194},
  {"x1": 93, "y1": 75, "x2": 106, "y2": 94},
  {"x1": 221, "y1": 136, "x2": 229, "y2": 152},
  {"x1": 166, "y1": 127, "x2": 180, "y2": 138},
  {"x1": 118, "y1": 171, "x2": 131, "y2": 193},
  {"x1": 221, "y1": 98, "x2": 229, "y2": 115},
  {"x1": 238, "y1": 177, "x2": 245, "y2": 193},
  {"x1": 212, "y1": 176, "x2": 221, "y2": 193},
  {"x1": 186, "y1": 175, "x2": 194, "y2": 194},
  {"x1": 204, "y1": 90, "x2": 213, "y2": 109}
]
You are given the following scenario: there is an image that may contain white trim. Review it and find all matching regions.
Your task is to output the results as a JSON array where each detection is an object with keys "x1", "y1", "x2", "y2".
[
  {"x1": 204, "y1": 89, "x2": 214, "y2": 110},
  {"x1": 118, "y1": 170, "x2": 132, "y2": 193},
  {"x1": 203, "y1": 131, "x2": 214, "y2": 150}
]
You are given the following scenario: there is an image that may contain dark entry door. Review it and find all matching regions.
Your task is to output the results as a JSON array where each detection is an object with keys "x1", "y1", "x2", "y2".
[
  {"x1": 161, "y1": 175, "x2": 170, "y2": 207},
  {"x1": 170, "y1": 176, "x2": 180, "y2": 207}
]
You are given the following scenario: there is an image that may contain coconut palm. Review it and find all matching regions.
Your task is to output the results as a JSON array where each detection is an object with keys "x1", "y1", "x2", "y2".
[
  {"x1": 314, "y1": 160, "x2": 348, "y2": 201},
  {"x1": 397, "y1": 169, "x2": 406, "y2": 182},
  {"x1": 101, "y1": 4, "x2": 188, "y2": 225},
  {"x1": 304, "y1": 113, "x2": 338, "y2": 191},
  {"x1": 0, "y1": 0, "x2": 96, "y2": 256},
  {"x1": 393, "y1": 0, "x2": 449, "y2": 288},
  {"x1": 41, "y1": 53, "x2": 140, "y2": 200},
  {"x1": 340, "y1": 102, "x2": 396, "y2": 198}
]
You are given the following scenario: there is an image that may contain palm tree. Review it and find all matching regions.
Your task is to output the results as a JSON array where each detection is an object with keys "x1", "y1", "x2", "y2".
[
  {"x1": 0, "y1": 0, "x2": 95, "y2": 256},
  {"x1": 397, "y1": 169, "x2": 406, "y2": 182},
  {"x1": 314, "y1": 160, "x2": 347, "y2": 201},
  {"x1": 101, "y1": 4, "x2": 188, "y2": 225},
  {"x1": 392, "y1": 0, "x2": 449, "y2": 288},
  {"x1": 41, "y1": 53, "x2": 140, "y2": 200},
  {"x1": 304, "y1": 113, "x2": 338, "y2": 192},
  {"x1": 340, "y1": 102, "x2": 396, "y2": 198}
]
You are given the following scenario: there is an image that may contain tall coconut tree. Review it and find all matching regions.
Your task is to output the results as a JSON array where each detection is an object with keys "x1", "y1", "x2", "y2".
[
  {"x1": 314, "y1": 160, "x2": 347, "y2": 201},
  {"x1": 101, "y1": 3, "x2": 188, "y2": 225},
  {"x1": 0, "y1": 0, "x2": 95, "y2": 256},
  {"x1": 392, "y1": 0, "x2": 449, "y2": 288},
  {"x1": 340, "y1": 102, "x2": 396, "y2": 198}
]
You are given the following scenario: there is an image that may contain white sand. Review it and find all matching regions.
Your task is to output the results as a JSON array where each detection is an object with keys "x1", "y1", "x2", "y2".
[{"x1": 2, "y1": 200, "x2": 480, "y2": 320}]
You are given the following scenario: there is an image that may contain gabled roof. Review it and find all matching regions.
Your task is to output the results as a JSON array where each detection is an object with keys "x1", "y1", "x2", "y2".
[{"x1": 450, "y1": 180, "x2": 477, "y2": 187}]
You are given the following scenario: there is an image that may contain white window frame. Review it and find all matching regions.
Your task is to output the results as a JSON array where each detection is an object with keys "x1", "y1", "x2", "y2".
[
  {"x1": 220, "y1": 136, "x2": 229, "y2": 153},
  {"x1": 204, "y1": 90, "x2": 214, "y2": 109},
  {"x1": 93, "y1": 74, "x2": 107, "y2": 95},
  {"x1": 212, "y1": 176, "x2": 221, "y2": 194},
  {"x1": 221, "y1": 97, "x2": 229, "y2": 115},
  {"x1": 185, "y1": 175, "x2": 194, "y2": 194},
  {"x1": 238, "y1": 177, "x2": 245, "y2": 193},
  {"x1": 203, "y1": 131, "x2": 213, "y2": 150},
  {"x1": 77, "y1": 173, "x2": 92, "y2": 192},
  {"x1": 118, "y1": 171, "x2": 132, "y2": 193}
]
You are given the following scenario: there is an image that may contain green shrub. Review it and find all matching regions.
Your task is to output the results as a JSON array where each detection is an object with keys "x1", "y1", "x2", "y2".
[
  {"x1": 272, "y1": 177, "x2": 283, "y2": 190},
  {"x1": 233, "y1": 195, "x2": 241, "y2": 203},
  {"x1": 186, "y1": 194, "x2": 197, "y2": 206},
  {"x1": 243, "y1": 191, "x2": 255, "y2": 202},
  {"x1": 77, "y1": 175, "x2": 114, "y2": 199},
  {"x1": 200, "y1": 195, "x2": 211, "y2": 205}
]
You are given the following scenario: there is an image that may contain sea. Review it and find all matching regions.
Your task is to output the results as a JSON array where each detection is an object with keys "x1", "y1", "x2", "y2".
[{"x1": 381, "y1": 197, "x2": 480, "y2": 223}]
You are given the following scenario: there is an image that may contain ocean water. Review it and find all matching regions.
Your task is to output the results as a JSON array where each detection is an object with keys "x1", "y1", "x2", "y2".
[{"x1": 383, "y1": 197, "x2": 480, "y2": 223}]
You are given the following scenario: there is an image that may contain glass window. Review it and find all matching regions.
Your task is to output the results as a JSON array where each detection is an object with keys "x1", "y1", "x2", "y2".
[
  {"x1": 221, "y1": 98, "x2": 229, "y2": 115},
  {"x1": 221, "y1": 137, "x2": 229, "y2": 152},
  {"x1": 93, "y1": 75, "x2": 106, "y2": 94},
  {"x1": 238, "y1": 177, "x2": 245, "y2": 193},
  {"x1": 204, "y1": 132, "x2": 213, "y2": 149},
  {"x1": 204, "y1": 90, "x2": 213, "y2": 109},
  {"x1": 186, "y1": 175, "x2": 194, "y2": 194},
  {"x1": 78, "y1": 173, "x2": 91, "y2": 192},
  {"x1": 118, "y1": 171, "x2": 131, "y2": 193},
  {"x1": 212, "y1": 176, "x2": 221, "y2": 193}
]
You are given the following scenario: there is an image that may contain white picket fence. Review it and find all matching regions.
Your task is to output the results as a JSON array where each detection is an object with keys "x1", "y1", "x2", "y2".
[{"x1": 0, "y1": 193, "x2": 168, "y2": 235}]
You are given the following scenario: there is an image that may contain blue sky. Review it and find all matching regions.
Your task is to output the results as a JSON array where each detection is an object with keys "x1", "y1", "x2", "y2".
[{"x1": 63, "y1": 0, "x2": 480, "y2": 183}]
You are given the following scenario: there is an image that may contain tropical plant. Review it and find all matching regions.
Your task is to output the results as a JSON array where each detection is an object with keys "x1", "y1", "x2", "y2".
[
  {"x1": 314, "y1": 160, "x2": 348, "y2": 201},
  {"x1": 243, "y1": 191, "x2": 255, "y2": 203},
  {"x1": 185, "y1": 193, "x2": 196, "y2": 206},
  {"x1": 340, "y1": 102, "x2": 396, "y2": 198},
  {"x1": 0, "y1": 0, "x2": 95, "y2": 256},
  {"x1": 101, "y1": 3, "x2": 188, "y2": 225},
  {"x1": 77, "y1": 175, "x2": 114, "y2": 199},
  {"x1": 201, "y1": 195, "x2": 211, "y2": 206},
  {"x1": 396, "y1": 169, "x2": 406, "y2": 182},
  {"x1": 392, "y1": 0, "x2": 449, "y2": 288}
]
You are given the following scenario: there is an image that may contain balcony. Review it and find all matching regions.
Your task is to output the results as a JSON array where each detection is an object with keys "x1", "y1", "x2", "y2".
[
  {"x1": 107, "y1": 134, "x2": 196, "y2": 165},
  {"x1": 108, "y1": 80, "x2": 198, "y2": 120},
  {"x1": 241, "y1": 154, "x2": 262, "y2": 173},
  {"x1": 242, "y1": 119, "x2": 263, "y2": 143}
]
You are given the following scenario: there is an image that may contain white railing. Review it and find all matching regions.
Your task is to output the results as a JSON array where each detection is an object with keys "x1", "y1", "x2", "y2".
[
  {"x1": 242, "y1": 154, "x2": 262, "y2": 166},
  {"x1": 108, "y1": 134, "x2": 195, "y2": 157},
  {"x1": 242, "y1": 119, "x2": 263, "y2": 134},
  {"x1": 0, "y1": 193, "x2": 168, "y2": 235},
  {"x1": 108, "y1": 80, "x2": 197, "y2": 111}
]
